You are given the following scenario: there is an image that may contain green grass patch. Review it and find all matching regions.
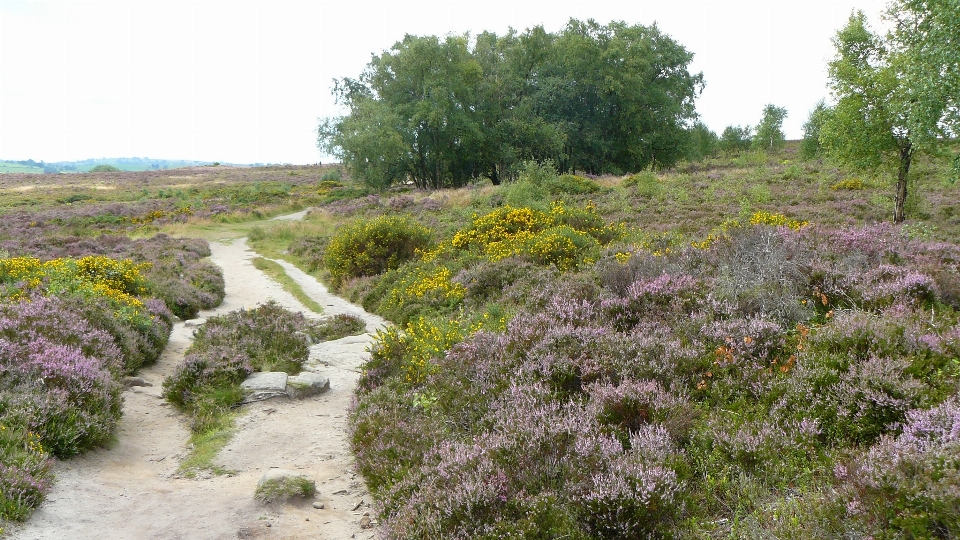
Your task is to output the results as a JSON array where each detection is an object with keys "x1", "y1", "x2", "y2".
[
  {"x1": 179, "y1": 416, "x2": 238, "y2": 477},
  {"x1": 251, "y1": 256, "x2": 324, "y2": 314}
]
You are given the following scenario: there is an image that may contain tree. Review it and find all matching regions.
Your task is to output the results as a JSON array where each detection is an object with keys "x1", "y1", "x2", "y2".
[
  {"x1": 821, "y1": 3, "x2": 960, "y2": 223},
  {"x1": 799, "y1": 100, "x2": 831, "y2": 159},
  {"x1": 719, "y1": 125, "x2": 752, "y2": 154},
  {"x1": 685, "y1": 121, "x2": 719, "y2": 161},
  {"x1": 752, "y1": 104, "x2": 788, "y2": 153},
  {"x1": 319, "y1": 19, "x2": 704, "y2": 189}
]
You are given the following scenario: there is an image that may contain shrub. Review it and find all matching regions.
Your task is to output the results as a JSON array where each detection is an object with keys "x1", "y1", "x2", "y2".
[
  {"x1": 163, "y1": 302, "x2": 323, "y2": 432},
  {"x1": 89, "y1": 164, "x2": 120, "y2": 172},
  {"x1": 623, "y1": 171, "x2": 662, "y2": 198},
  {"x1": 830, "y1": 178, "x2": 865, "y2": 190},
  {"x1": 0, "y1": 421, "x2": 52, "y2": 522},
  {"x1": 323, "y1": 216, "x2": 431, "y2": 285},
  {"x1": 831, "y1": 399, "x2": 960, "y2": 537},
  {"x1": 547, "y1": 174, "x2": 601, "y2": 195}
]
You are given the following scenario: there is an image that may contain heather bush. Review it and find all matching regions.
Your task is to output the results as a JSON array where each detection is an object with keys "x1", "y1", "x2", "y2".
[
  {"x1": 0, "y1": 421, "x2": 52, "y2": 522},
  {"x1": 324, "y1": 215, "x2": 431, "y2": 285},
  {"x1": 163, "y1": 302, "x2": 350, "y2": 432},
  {"x1": 347, "y1": 183, "x2": 960, "y2": 537},
  {"x1": 828, "y1": 399, "x2": 960, "y2": 537}
]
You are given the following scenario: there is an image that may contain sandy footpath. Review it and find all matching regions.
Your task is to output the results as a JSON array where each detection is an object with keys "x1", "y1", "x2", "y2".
[{"x1": 10, "y1": 232, "x2": 387, "y2": 540}]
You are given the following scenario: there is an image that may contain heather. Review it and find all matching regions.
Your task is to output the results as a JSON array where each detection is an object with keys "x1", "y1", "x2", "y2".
[
  {"x1": 287, "y1": 177, "x2": 960, "y2": 537},
  {"x1": 163, "y1": 302, "x2": 365, "y2": 439},
  {"x1": 0, "y1": 256, "x2": 176, "y2": 524}
]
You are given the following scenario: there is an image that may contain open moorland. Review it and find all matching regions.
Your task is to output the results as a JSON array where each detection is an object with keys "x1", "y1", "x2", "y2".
[{"x1": 4, "y1": 138, "x2": 958, "y2": 538}]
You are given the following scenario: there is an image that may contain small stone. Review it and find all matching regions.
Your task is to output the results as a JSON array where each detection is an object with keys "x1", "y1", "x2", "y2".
[
  {"x1": 352, "y1": 500, "x2": 363, "y2": 511},
  {"x1": 121, "y1": 376, "x2": 151, "y2": 388},
  {"x1": 265, "y1": 523, "x2": 271, "y2": 528},
  {"x1": 313, "y1": 501, "x2": 324, "y2": 509},
  {"x1": 184, "y1": 318, "x2": 207, "y2": 327},
  {"x1": 360, "y1": 516, "x2": 372, "y2": 529}
]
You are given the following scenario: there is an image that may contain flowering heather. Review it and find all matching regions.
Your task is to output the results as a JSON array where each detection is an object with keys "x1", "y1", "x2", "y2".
[
  {"x1": 0, "y1": 337, "x2": 121, "y2": 457},
  {"x1": 164, "y1": 302, "x2": 347, "y2": 432},
  {"x1": 351, "y1": 215, "x2": 960, "y2": 539},
  {"x1": 829, "y1": 399, "x2": 960, "y2": 537},
  {"x1": 0, "y1": 422, "x2": 52, "y2": 522}
]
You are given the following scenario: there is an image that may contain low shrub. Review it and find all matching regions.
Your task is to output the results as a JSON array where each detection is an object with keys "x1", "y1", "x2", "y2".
[
  {"x1": 255, "y1": 473, "x2": 316, "y2": 503},
  {"x1": 324, "y1": 216, "x2": 431, "y2": 285},
  {"x1": 829, "y1": 399, "x2": 960, "y2": 537},
  {"x1": 163, "y1": 302, "x2": 344, "y2": 432},
  {"x1": 0, "y1": 422, "x2": 52, "y2": 522},
  {"x1": 623, "y1": 171, "x2": 662, "y2": 198},
  {"x1": 547, "y1": 174, "x2": 601, "y2": 195},
  {"x1": 831, "y1": 178, "x2": 865, "y2": 190}
]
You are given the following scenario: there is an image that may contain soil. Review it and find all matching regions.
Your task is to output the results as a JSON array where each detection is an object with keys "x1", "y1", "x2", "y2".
[{"x1": 9, "y1": 223, "x2": 387, "y2": 539}]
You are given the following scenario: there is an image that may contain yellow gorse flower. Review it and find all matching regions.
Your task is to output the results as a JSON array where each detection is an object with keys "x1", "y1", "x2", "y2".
[{"x1": 1, "y1": 255, "x2": 151, "y2": 311}]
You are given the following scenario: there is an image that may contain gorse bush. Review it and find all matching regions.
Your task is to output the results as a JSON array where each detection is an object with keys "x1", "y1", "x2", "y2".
[
  {"x1": 324, "y1": 216, "x2": 431, "y2": 285},
  {"x1": 451, "y1": 203, "x2": 612, "y2": 270}
]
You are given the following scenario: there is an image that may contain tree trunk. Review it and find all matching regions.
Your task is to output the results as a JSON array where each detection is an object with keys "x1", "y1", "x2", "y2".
[{"x1": 894, "y1": 142, "x2": 912, "y2": 223}]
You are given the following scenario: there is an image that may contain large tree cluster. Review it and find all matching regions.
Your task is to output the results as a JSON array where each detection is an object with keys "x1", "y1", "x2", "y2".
[{"x1": 319, "y1": 19, "x2": 704, "y2": 189}]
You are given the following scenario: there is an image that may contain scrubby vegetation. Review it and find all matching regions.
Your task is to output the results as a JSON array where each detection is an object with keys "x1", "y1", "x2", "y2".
[
  {"x1": 162, "y1": 302, "x2": 365, "y2": 473},
  {"x1": 0, "y1": 137, "x2": 956, "y2": 536},
  {"x1": 226, "y1": 141, "x2": 960, "y2": 538},
  {"x1": 0, "y1": 255, "x2": 177, "y2": 522}
]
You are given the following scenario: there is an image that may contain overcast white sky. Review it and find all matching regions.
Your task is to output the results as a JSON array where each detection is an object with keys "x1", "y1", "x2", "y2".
[{"x1": 0, "y1": 0, "x2": 886, "y2": 165}]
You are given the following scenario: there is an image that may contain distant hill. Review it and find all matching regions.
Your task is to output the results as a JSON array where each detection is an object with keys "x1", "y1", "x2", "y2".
[{"x1": 0, "y1": 157, "x2": 251, "y2": 174}]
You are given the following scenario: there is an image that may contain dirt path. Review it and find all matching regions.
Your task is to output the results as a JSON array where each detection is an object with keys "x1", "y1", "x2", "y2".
[{"x1": 11, "y1": 233, "x2": 387, "y2": 540}]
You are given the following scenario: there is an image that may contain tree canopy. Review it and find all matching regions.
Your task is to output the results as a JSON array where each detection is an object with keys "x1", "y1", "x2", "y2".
[
  {"x1": 319, "y1": 19, "x2": 704, "y2": 189},
  {"x1": 752, "y1": 104, "x2": 788, "y2": 153},
  {"x1": 820, "y1": 2, "x2": 960, "y2": 222}
]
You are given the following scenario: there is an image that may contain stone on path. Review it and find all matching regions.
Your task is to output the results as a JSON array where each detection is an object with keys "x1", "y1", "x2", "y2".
[
  {"x1": 241, "y1": 372, "x2": 289, "y2": 402},
  {"x1": 286, "y1": 372, "x2": 330, "y2": 399},
  {"x1": 121, "y1": 376, "x2": 152, "y2": 388},
  {"x1": 255, "y1": 469, "x2": 316, "y2": 503}
]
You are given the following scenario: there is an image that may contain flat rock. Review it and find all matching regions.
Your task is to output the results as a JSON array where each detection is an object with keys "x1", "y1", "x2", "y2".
[
  {"x1": 184, "y1": 318, "x2": 207, "y2": 327},
  {"x1": 286, "y1": 371, "x2": 330, "y2": 399},
  {"x1": 306, "y1": 335, "x2": 374, "y2": 369},
  {"x1": 241, "y1": 372, "x2": 289, "y2": 402}
]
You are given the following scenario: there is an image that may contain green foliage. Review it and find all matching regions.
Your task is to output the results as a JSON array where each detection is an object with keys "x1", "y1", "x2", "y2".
[
  {"x1": 324, "y1": 216, "x2": 432, "y2": 284},
  {"x1": 624, "y1": 171, "x2": 662, "y2": 199},
  {"x1": 548, "y1": 174, "x2": 602, "y2": 195},
  {"x1": 685, "y1": 120, "x2": 719, "y2": 161},
  {"x1": 821, "y1": 4, "x2": 960, "y2": 222},
  {"x1": 752, "y1": 104, "x2": 788, "y2": 153},
  {"x1": 799, "y1": 100, "x2": 830, "y2": 159},
  {"x1": 320, "y1": 167, "x2": 343, "y2": 182},
  {"x1": 320, "y1": 19, "x2": 704, "y2": 188},
  {"x1": 89, "y1": 164, "x2": 121, "y2": 172},
  {"x1": 720, "y1": 125, "x2": 752, "y2": 155}
]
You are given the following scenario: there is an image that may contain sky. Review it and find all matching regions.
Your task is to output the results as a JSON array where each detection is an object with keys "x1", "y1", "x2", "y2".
[{"x1": 0, "y1": 0, "x2": 888, "y2": 165}]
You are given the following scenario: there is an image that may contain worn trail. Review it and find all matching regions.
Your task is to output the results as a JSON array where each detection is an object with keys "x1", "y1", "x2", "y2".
[{"x1": 12, "y1": 228, "x2": 386, "y2": 540}]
